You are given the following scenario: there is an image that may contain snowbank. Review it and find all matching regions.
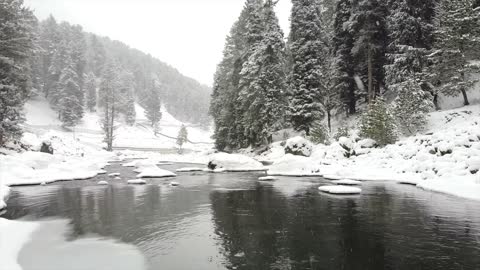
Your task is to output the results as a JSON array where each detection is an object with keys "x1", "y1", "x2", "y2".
[
  {"x1": 258, "y1": 176, "x2": 278, "y2": 181},
  {"x1": 0, "y1": 185, "x2": 10, "y2": 210},
  {"x1": 0, "y1": 151, "x2": 110, "y2": 186},
  {"x1": 267, "y1": 154, "x2": 322, "y2": 176},
  {"x1": 331, "y1": 179, "x2": 362, "y2": 186},
  {"x1": 259, "y1": 105, "x2": 480, "y2": 201},
  {"x1": 124, "y1": 159, "x2": 177, "y2": 178},
  {"x1": 207, "y1": 153, "x2": 265, "y2": 172},
  {"x1": 0, "y1": 219, "x2": 39, "y2": 270},
  {"x1": 318, "y1": 185, "x2": 362, "y2": 195}
]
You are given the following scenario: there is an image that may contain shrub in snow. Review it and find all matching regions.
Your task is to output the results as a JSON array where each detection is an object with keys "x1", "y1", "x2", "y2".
[
  {"x1": 333, "y1": 122, "x2": 351, "y2": 141},
  {"x1": 284, "y1": 137, "x2": 313, "y2": 157},
  {"x1": 309, "y1": 122, "x2": 330, "y2": 145},
  {"x1": 359, "y1": 98, "x2": 397, "y2": 146}
]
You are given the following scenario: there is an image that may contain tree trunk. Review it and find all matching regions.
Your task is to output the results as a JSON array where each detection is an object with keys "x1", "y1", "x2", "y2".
[
  {"x1": 461, "y1": 89, "x2": 470, "y2": 106},
  {"x1": 327, "y1": 110, "x2": 332, "y2": 133},
  {"x1": 367, "y1": 46, "x2": 373, "y2": 104},
  {"x1": 433, "y1": 94, "x2": 440, "y2": 111}
]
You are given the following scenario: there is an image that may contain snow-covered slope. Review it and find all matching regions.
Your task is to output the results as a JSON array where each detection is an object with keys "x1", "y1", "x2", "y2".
[{"x1": 23, "y1": 96, "x2": 212, "y2": 151}]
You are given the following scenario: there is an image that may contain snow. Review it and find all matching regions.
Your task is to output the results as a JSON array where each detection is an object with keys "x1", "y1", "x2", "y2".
[
  {"x1": 97, "y1": 181, "x2": 109, "y2": 185},
  {"x1": 331, "y1": 179, "x2": 362, "y2": 186},
  {"x1": 284, "y1": 136, "x2": 313, "y2": 157},
  {"x1": 137, "y1": 167, "x2": 177, "y2": 178},
  {"x1": 267, "y1": 154, "x2": 322, "y2": 176},
  {"x1": 0, "y1": 219, "x2": 39, "y2": 270},
  {"x1": 318, "y1": 185, "x2": 362, "y2": 195},
  {"x1": 127, "y1": 179, "x2": 147, "y2": 185},
  {"x1": 258, "y1": 176, "x2": 278, "y2": 181},
  {"x1": 176, "y1": 167, "x2": 204, "y2": 172},
  {"x1": 207, "y1": 153, "x2": 266, "y2": 172},
  {"x1": 259, "y1": 105, "x2": 480, "y2": 201}
]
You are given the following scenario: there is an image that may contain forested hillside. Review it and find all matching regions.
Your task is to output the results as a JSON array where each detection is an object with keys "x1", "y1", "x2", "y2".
[
  {"x1": 0, "y1": 2, "x2": 210, "y2": 146},
  {"x1": 210, "y1": 0, "x2": 480, "y2": 151}
]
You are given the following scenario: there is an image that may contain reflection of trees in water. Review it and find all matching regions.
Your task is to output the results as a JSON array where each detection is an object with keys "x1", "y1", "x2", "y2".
[{"x1": 210, "y1": 184, "x2": 480, "y2": 270}]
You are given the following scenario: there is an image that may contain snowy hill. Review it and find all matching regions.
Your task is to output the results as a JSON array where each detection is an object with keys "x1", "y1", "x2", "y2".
[{"x1": 22, "y1": 96, "x2": 212, "y2": 151}]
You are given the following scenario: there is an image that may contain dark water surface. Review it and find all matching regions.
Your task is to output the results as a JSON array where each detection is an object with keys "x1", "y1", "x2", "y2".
[{"x1": 4, "y1": 162, "x2": 480, "y2": 270}]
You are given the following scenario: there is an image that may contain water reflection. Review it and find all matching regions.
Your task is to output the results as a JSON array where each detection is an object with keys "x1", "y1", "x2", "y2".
[{"x1": 4, "y1": 162, "x2": 480, "y2": 270}]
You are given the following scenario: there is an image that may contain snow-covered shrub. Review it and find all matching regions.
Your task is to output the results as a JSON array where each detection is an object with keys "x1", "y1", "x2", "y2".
[
  {"x1": 284, "y1": 137, "x2": 313, "y2": 157},
  {"x1": 467, "y1": 157, "x2": 480, "y2": 174},
  {"x1": 359, "y1": 98, "x2": 397, "y2": 146},
  {"x1": 309, "y1": 122, "x2": 330, "y2": 145},
  {"x1": 333, "y1": 122, "x2": 351, "y2": 141}
]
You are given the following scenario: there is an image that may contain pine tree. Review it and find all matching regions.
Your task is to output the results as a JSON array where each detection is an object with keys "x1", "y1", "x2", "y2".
[
  {"x1": 392, "y1": 79, "x2": 432, "y2": 135},
  {"x1": 119, "y1": 70, "x2": 136, "y2": 125},
  {"x1": 144, "y1": 79, "x2": 162, "y2": 130},
  {"x1": 351, "y1": 0, "x2": 389, "y2": 103},
  {"x1": 176, "y1": 124, "x2": 188, "y2": 150},
  {"x1": 359, "y1": 98, "x2": 397, "y2": 146},
  {"x1": 210, "y1": 1, "x2": 258, "y2": 150},
  {"x1": 289, "y1": 0, "x2": 324, "y2": 135},
  {"x1": 85, "y1": 72, "x2": 97, "y2": 112},
  {"x1": 238, "y1": 0, "x2": 287, "y2": 147},
  {"x1": 39, "y1": 15, "x2": 60, "y2": 96},
  {"x1": 0, "y1": 0, "x2": 36, "y2": 145},
  {"x1": 58, "y1": 54, "x2": 84, "y2": 128},
  {"x1": 428, "y1": 0, "x2": 480, "y2": 106},
  {"x1": 333, "y1": 0, "x2": 356, "y2": 115}
]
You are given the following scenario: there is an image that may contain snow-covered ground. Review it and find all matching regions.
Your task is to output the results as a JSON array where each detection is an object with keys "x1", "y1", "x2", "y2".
[{"x1": 258, "y1": 104, "x2": 480, "y2": 201}]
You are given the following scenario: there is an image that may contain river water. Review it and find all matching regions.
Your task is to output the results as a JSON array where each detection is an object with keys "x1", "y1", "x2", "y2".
[{"x1": 4, "y1": 162, "x2": 480, "y2": 270}]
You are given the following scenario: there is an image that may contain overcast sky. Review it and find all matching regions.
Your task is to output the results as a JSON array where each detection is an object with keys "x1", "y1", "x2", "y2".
[{"x1": 24, "y1": 0, "x2": 292, "y2": 86}]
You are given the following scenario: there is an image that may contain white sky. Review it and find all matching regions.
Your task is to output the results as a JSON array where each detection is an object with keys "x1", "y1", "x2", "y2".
[{"x1": 24, "y1": 0, "x2": 292, "y2": 87}]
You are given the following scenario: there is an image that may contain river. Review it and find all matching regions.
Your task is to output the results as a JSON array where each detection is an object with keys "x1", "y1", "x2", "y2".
[{"x1": 4, "y1": 161, "x2": 480, "y2": 270}]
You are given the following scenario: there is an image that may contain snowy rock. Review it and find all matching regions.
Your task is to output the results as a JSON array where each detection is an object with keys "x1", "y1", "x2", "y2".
[
  {"x1": 108, "y1": 173, "x2": 120, "y2": 177},
  {"x1": 467, "y1": 157, "x2": 480, "y2": 174},
  {"x1": 258, "y1": 176, "x2": 278, "y2": 181},
  {"x1": 207, "y1": 153, "x2": 265, "y2": 172},
  {"x1": 137, "y1": 167, "x2": 176, "y2": 178},
  {"x1": 98, "y1": 181, "x2": 109, "y2": 185},
  {"x1": 128, "y1": 179, "x2": 147, "y2": 185},
  {"x1": 176, "y1": 167, "x2": 204, "y2": 172},
  {"x1": 284, "y1": 137, "x2": 313, "y2": 157},
  {"x1": 40, "y1": 141, "x2": 54, "y2": 154},
  {"x1": 114, "y1": 177, "x2": 121, "y2": 180},
  {"x1": 318, "y1": 185, "x2": 362, "y2": 195},
  {"x1": 331, "y1": 179, "x2": 362, "y2": 186},
  {"x1": 338, "y1": 137, "x2": 356, "y2": 157},
  {"x1": 357, "y1": 139, "x2": 377, "y2": 149},
  {"x1": 169, "y1": 181, "x2": 180, "y2": 186}
]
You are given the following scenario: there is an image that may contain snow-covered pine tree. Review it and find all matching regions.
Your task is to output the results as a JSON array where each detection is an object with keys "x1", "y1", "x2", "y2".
[
  {"x1": 176, "y1": 124, "x2": 188, "y2": 150},
  {"x1": 359, "y1": 98, "x2": 397, "y2": 146},
  {"x1": 86, "y1": 35, "x2": 106, "y2": 77},
  {"x1": 85, "y1": 72, "x2": 97, "y2": 112},
  {"x1": 238, "y1": 0, "x2": 287, "y2": 147},
  {"x1": 99, "y1": 60, "x2": 119, "y2": 151},
  {"x1": 0, "y1": 0, "x2": 36, "y2": 145},
  {"x1": 47, "y1": 40, "x2": 69, "y2": 111},
  {"x1": 333, "y1": 0, "x2": 356, "y2": 116},
  {"x1": 119, "y1": 70, "x2": 136, "y2": 126},
  {"x1": 350, "y1": 0, "x2": 389, "y2": 104},
  {"x1": 391, "y1": 79, "x2": 432, "y2": 135},
  {"x1": 58, "y1": 54, "x2": 84, "y2": 128},
  {"x1": 210, "y1": 1, "x2": 258, "y2": 150},
  {"x1": 144, "y1": 78, "x2": 162, "y2": 131},
  {"x1": 39, "y1": 15, "x2": 60, "y2": 96},
  {"x1": 289, "y1": 0, "x2": 324, "y2": 135},
  {"x1": 428, "y1": 0, "x2": 480, "y2": 106}
]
